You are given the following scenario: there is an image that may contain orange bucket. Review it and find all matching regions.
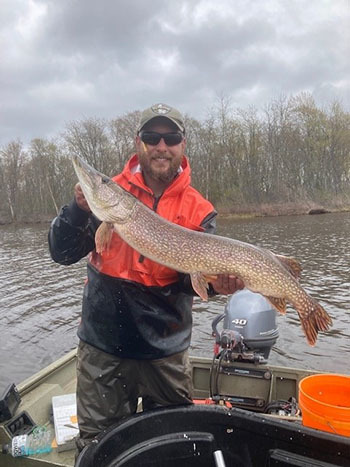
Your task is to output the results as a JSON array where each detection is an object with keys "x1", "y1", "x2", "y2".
[{"x1": 299, "y1": 374, "x2": 350, "y2": 437}]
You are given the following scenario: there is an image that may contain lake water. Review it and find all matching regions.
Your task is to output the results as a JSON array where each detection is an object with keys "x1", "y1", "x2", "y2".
[{"x1": 0, "y1": 212, "x2": 349, "y2": 393}]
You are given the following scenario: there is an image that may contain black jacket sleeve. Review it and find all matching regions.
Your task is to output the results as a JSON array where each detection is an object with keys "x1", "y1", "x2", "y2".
[
  {"x1": 199, "y1": 210, "x2": 218, "y2": 235},
  {"x1": 48, "y1": 199, "x2": 101, "y2": 265}
]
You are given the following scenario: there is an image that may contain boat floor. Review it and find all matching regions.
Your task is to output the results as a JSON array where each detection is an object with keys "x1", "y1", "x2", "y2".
[{"x1": 0, "y1": 349, "x2": 330, "y2": 467}]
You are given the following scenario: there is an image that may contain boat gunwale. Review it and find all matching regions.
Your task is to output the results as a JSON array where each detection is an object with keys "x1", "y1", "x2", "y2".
[{"x1": 17, "y1": 349, "x2": 77, "y2": 396}]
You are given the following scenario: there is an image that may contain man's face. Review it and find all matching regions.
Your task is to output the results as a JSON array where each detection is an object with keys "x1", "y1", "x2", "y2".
[{"x1": 135, "y1": 118, "x2": 186, "y2": 184}]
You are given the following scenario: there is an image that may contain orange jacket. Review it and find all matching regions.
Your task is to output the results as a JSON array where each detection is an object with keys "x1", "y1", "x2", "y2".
[{"x1": 89, "y1": 154, "x2": 214, "y2": 287}]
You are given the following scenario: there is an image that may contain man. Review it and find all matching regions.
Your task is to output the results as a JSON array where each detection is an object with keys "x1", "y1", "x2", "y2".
[{"x1": 48, "y1": 103, "x2": 243, "y2": 453}]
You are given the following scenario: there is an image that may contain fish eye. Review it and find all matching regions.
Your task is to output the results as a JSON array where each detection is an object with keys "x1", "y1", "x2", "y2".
[{"x1": 101, "y1": 176, "x2": 109, "y2": 184}]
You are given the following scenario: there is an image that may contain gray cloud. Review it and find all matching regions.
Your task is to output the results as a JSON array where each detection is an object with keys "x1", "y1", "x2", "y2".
[{"x1": 1, "y1": 0, "x2": 349, "y2": 145}]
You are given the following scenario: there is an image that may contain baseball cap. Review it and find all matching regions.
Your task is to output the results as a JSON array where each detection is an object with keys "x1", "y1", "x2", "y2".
[{"x1": 138, "y1": 103, "x2": 185, "y2": 133}]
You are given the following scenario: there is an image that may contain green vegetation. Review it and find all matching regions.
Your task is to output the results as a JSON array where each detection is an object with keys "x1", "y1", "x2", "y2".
[{"x1": 1, "y1": 93, "x2": 349, "y2": 223}]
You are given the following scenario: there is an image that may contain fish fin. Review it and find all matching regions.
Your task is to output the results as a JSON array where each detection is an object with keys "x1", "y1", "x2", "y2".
[
  {"x1": 275, "y1": 254, "x2": 302, "y2": 280},
  {"x1": 95, "y1": 222, "x2": 114, "y2": 254},
  {"x1": 297, "y1": 298, "x2": 332, "y2": 347},
  {"x1": 202, "y1": 274, "x2": 218, "y2": 282},
  {"x1": 265, "y1": 296, "x2": 287, "y2": 315},
  {"x1": 190, "y1": 272, "x2": 209, "y2": 301}
]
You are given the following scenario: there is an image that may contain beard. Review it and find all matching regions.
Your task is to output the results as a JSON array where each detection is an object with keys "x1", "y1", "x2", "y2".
[{"x1": 139, "y1": 154, "x2": 181, "y2": 183}]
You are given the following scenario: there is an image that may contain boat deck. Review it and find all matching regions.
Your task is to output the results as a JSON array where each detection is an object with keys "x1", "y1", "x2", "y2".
[{"x1": 0, "y1": 349, "x2": 332, "y2": 467}]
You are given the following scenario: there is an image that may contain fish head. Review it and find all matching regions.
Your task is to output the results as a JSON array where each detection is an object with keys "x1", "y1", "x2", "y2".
[{"x1": 72, "y1": 155, "x2": 135, "y2": 223}]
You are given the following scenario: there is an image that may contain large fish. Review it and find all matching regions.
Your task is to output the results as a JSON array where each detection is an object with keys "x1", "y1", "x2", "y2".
[{"x1": 72, "y1": 155, "x2": 332, "y2": 346}]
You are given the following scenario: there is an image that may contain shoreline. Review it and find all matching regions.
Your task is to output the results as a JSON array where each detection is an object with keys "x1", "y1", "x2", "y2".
[
  {"x1": 215, "y1": 200, "x2": 350, "y2": 219},
  {"x1": 1, "y1": 201, "x2": 350, "y2": 226},
  {"x1": 216, "y1": 198, "x2": 350, "y2": 217}
]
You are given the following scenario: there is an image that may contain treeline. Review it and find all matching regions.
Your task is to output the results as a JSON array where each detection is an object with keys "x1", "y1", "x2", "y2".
[{"x1": 1, "y1": 93, "x2": 349, "y2": 222}]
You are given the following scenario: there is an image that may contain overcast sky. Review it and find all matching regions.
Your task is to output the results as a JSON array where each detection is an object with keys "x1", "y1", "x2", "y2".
[{"x1": 1, "y1": 0, "x2": 349, "y2": 145}]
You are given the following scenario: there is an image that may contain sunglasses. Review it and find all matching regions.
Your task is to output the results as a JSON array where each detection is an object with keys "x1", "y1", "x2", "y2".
[{"x1": 140, "y1": 131, "x2": 184, "y2": 147}]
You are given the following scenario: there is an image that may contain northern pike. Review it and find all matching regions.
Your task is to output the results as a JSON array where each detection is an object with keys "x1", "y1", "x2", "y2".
[{"x1": 72, "y1": 155, "x2": 332, "y2": 346}]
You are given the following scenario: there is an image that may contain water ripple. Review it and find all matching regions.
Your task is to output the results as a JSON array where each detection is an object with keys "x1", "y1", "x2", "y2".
[{"x1": 0, "y1": 213, "x2": 349, "y2": 392}]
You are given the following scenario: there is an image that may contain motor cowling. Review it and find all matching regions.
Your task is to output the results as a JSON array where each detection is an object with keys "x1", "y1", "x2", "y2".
[{"x1": 212, "y1": 289, "x2": 279, "y2": 362}]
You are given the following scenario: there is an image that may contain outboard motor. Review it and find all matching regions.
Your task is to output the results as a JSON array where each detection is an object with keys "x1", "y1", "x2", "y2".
[
  {"x1": 212, "y1": 289, "x2": 279, "y2": 363},
  {"x1": 207, "y1": 290, "x2": 294, "y2": 413}
]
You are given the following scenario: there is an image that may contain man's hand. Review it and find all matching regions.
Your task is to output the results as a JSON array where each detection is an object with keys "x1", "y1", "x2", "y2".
[
  {"x1": 74, "y1": 183, "x2": 91, "y2": 212},
  {"x1": 204, "y1": 274, "x2": 244, "y2": 295}
]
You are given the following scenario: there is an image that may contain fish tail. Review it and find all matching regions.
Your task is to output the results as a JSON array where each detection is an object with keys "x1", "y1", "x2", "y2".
[{"x1": 298, "y1": 298, "x2": 332, "y2": 346}]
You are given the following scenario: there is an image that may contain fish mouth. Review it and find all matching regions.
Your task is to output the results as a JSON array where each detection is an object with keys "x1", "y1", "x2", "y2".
[
  {"x1": 72, "y1": 155, "x2": 106, "y2": 190},
  {"x1": 72, "y1": 155, "x2": 94, "y2": 176}
]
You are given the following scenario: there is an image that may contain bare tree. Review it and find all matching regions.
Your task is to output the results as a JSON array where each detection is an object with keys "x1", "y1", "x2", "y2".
[
  {"x1": 109, "y1": 110, "x2": 141, "y2": 172},
  {"x1": 26, "y1": 138, "x2": 63, "y2": 215},
  {"x1": 63, "y1": 117, "x2": 116, "y2": 174},
  {"x1": 1, "y1": 96, "x2": 349, "y2": 222},
  {"x1": 0, "y1": 140, "x2": 25, "y2": 221}
]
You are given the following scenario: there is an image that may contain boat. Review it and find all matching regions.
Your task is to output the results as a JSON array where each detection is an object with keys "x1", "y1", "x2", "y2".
[
  {"x1": 1, "y1": 291, "x2": 349, "y2": 466},
  {"x1": 1, "y1": 349, "x2": 350, "y2": 466}
]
